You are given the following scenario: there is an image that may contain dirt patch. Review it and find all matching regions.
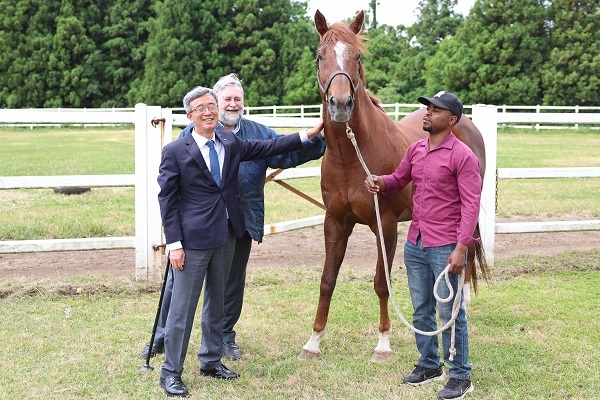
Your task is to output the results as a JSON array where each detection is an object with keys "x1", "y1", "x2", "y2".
[{"x1": 1, "y1": 224, "x2": 599, "y2": 279}]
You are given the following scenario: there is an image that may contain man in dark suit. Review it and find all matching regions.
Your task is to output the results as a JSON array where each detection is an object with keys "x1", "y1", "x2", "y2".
[{"x1": 157, "y1": 85, "x2": 323, "y2": 397}]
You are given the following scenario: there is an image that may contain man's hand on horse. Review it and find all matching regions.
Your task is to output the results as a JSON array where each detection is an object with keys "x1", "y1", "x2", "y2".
[{"x1": 307, "y1": 118, "x2": 324, "y2": 138}]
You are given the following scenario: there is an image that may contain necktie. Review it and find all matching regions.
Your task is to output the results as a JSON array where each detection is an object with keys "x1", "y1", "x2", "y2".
[{"x1": 206, "y1": 140, "x2": 222, "y2": 187}]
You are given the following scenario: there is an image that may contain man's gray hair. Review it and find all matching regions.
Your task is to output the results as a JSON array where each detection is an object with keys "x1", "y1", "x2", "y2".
[
  {"x1": 182, "y1": 86, "x2": 218, "y2": 112},
  {"x1": 213, "y1": 73, "x2": 244, "y2": 96}
]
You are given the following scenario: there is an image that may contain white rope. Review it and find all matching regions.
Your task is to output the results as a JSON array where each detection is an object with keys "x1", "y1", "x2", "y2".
[{"x1": 346, "y1": 126, "x2": 465, "y2": 360}]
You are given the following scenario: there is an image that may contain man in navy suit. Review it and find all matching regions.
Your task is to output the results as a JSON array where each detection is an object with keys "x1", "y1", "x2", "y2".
[{"x1": 157, "y1": 85, "x2": 323, "y2": 397}]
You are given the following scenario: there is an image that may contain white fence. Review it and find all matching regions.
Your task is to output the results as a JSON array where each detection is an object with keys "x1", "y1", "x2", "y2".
[
  {"x1": 472, "y1": 105, "x2": 600, "y2": 265},
  {"x1": 1, "y1": 105, "x2": 599, "y2": 277}
]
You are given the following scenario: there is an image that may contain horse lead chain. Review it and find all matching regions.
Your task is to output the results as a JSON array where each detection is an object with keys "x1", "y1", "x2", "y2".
[{"x1": 495, "y1": 168, "x2": 499, "y2": 214}]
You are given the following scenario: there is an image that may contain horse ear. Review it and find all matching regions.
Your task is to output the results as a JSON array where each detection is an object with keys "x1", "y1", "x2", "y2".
[
  {"x1": 349, "y1": 11, "x2": 365, "y2": 34},
  {"x1": 314, "y1": 9, "x2": 329, "y2": 36}
]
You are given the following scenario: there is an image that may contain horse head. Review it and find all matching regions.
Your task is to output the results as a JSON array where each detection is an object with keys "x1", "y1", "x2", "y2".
[{"x1": 314, "y1": 10, "x2": 367, "y2": 123}]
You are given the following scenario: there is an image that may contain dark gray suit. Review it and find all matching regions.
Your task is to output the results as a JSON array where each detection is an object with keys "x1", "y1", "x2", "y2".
[{"x1": 157, "y1": 129, "x2": 304, "y2": 378}]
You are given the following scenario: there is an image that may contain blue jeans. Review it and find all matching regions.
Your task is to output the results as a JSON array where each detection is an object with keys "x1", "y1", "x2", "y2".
[{"x1": 403, "y1": 237, "x2": 471, "y2": 380}]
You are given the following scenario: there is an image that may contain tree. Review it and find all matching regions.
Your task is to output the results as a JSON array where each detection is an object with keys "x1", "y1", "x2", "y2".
[
  {"x1": 541, "y1": 0, "x2": 600, "y2": 106},
  {"x1": 390, "y1": 0, "x2": 464, "y2": 102},
  {"x1": 97, "y1": 0, "x2": 153, "y2": 107},
  {"x1": 425, "y1": 0, "x2": 551, "y2": 105},
  {"x1": 44, "y1": 1, "x2": 99, "y2": 108},
  {"x1": 362, "y1": 25, "x2": 410, "y2": 102},
  {"x1": 0, "y1": 0, "x2": 60, "y2": 107},
  {"x1": 132, "y1": 0, "x2": 316, "y2": 108},
  {"x1": 282, "y1": 46, "x2": 321, "y2": 105}
]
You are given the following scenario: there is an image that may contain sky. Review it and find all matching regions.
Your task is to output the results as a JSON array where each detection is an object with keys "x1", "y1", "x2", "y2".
[{"x1": 306, "y1": 0, "x2": 476, "y2": 27}]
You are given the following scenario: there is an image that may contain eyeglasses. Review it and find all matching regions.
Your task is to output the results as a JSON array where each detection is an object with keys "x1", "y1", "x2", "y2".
[{"x1": 189, "y1": 104, "x2": 218, "y2": 114}]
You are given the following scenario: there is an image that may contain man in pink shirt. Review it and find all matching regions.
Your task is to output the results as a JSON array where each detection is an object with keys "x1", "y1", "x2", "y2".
[{"x1": 365, "y1": 91, "x2": 481, "y2": 400}]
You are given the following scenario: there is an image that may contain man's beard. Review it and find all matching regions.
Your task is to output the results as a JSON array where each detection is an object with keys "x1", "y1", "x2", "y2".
[{"x1": 220, "y1": 110, "x2": 243, "y2": 127}]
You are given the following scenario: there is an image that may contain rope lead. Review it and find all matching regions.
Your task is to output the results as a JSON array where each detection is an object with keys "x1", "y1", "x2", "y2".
[{"x1": 346, "y1": 124, "x2": 465, "y2": 360}]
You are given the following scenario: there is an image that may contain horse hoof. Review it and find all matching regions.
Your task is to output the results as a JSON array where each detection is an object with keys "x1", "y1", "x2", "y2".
[
  {"x1": 297, "y1": 349, "x2": 320, "y2": 360},
  {"x1": 370, "y1": 350, "x2": 392, "y2": 362}
]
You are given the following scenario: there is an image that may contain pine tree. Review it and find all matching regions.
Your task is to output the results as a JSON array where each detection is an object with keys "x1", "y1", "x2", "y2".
[{"x1": 541, "y1": 0, "x2": 600, "y2": 106}]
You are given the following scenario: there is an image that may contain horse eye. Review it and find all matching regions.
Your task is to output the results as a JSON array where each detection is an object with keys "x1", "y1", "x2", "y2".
[{"x1": 316, "y1": 53, "x2": 323, "y2": 61}]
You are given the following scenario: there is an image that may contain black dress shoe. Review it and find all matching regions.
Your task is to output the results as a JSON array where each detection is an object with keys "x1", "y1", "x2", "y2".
[
  {"x1": 140, "y1": 340, "x2": 164, "y2": 359},
  {"x1": 222, "y1": 341, "x2": 242, "y2": 361},
  {"x1": 159, "y1": 376, "x2": 188, "y2": 397},
  {"x1": 200, "y1": 363, "x2": 240, "y2": 380}
]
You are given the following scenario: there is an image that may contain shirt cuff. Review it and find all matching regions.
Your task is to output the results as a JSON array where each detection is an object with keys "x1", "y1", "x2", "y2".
[
  {"x1": 166, "y1": 241, "x2": 182, "y2": 252},
  {"x1": 299, "y1": 129, "x2": 309, "y2": 142}
]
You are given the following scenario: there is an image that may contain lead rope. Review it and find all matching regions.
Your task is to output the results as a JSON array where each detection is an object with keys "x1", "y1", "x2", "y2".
[{"x1": 346, "y1": 125, "x2": 464, "y2": 360}]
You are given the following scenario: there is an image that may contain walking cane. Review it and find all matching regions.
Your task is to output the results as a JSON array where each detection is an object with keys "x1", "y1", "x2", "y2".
[{"x1": 140, "y1": 256, "x2": 171, "y2": 372}]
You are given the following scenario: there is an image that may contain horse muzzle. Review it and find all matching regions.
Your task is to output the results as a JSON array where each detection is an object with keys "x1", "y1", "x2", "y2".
[{"x1": 327, "y1": 95, "x2": 354, "y2": 123}]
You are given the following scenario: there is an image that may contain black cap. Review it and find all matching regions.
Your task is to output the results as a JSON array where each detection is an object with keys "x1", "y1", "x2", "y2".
[{"x1": 418, "y1": 91, "x2": 463, "y2": 122}]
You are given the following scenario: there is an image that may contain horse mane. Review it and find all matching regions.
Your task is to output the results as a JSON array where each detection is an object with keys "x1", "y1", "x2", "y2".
[
  {"x1": 319, "y1": 22, "x2": 369, "y2": 89},
  {"x1": 366, "y1": 89, "x2": 385, "y2": 112}
]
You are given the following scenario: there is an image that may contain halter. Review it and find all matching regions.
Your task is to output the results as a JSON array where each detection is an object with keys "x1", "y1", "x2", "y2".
[{"x1": 317, "y1": 68, "x2": 360, "y2": 102}]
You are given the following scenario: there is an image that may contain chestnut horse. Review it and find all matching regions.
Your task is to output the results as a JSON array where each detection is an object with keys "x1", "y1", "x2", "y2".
[{"x1": 298, "y1": 10, "x2": 489, "y2": 362}]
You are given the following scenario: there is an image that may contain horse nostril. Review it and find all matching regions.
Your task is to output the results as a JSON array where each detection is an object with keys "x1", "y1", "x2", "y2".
[
  {"x1": 329, "y1": 96, "x2": 338, "y2": 110},
  {"x1": 345, "y1": 97, "x2": 354, "y2": 112}
]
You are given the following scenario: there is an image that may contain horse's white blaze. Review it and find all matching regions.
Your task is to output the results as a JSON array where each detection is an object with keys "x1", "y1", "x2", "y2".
[
  {"x1": 334, "y1": 42, "x2": 347, "y2": 70},
  {"x1": 302, "y1": 330, "x2": 326, "y2": 354},
  {"x1": 374, "y1": 330, "x2": 392, "y2": 353}
]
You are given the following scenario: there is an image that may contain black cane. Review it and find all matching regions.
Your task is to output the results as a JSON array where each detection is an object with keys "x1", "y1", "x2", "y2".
[{"x1": 140, "y1": 256, "x2": 171, "y2": 372}]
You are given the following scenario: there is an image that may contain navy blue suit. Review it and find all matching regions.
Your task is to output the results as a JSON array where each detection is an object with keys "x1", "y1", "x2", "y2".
[{"x1": 157, "y1": 128, "x2": 304, "y2": 378}]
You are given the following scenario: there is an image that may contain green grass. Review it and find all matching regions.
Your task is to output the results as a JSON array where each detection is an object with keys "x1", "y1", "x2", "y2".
[
  {"x1": 1, "y1": 249, "x2": 599, "y2": 399},
  {"x1": 495, "y1": 128, "x2": 600, "y2": 219},
  {"x1": 0, "y1": 126, "x2": 599, "y2": 240},
  {"x1": 0, "y1": 126, "x2": 134, "y2": 176}
]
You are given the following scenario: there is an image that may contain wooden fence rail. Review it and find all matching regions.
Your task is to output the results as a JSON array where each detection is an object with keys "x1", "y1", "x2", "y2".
[{"x1": 1, "y1": 104, "x2": 599, "y2": 277}]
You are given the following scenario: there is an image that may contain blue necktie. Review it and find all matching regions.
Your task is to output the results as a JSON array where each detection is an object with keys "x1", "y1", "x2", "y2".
[{"x1": 206, "y1": 140, "x2": 222, "y2": 187}]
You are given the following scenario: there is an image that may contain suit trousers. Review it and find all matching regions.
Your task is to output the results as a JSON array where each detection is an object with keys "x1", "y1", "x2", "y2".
[
  {"x1": 152, "y1": 232, "x2": 252, "y2": 349},
  {"x1": 160, "y1": 225, "x2": 236, "y2": 378},
  {"x1": 204, "y1": 231, "x2": 253, "y2": 345}
]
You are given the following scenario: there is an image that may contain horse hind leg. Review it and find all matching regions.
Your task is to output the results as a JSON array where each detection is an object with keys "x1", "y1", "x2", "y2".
[{"x1": 298, "y1": 217, "x2": 353, "y2": 360}]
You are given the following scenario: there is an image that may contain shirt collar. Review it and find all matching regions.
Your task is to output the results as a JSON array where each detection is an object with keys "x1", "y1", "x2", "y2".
[
  {"x1": 425, "y1": 132, "x2": 457, "y2": 151},
  {"x1": 191, "y1": 128, "x2": 215, "y2": 147},
  {"x1": 217, "y1": 121, "x2": 241, "y2": 135}
]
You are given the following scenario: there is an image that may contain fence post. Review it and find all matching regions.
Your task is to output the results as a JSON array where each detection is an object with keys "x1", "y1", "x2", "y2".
[
  {"x1": 472, "y1": 104, "x2": 497, "y2": 266},
  {"x1": 134, "y1": 104, "x2": 164, "y2": 279}
]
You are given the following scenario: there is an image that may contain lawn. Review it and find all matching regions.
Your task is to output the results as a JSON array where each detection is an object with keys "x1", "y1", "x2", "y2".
[{"x1": 1, "y1": 249, "x2": 599, "y2": 399}]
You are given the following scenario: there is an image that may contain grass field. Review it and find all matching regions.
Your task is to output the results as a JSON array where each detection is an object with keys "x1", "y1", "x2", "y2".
[
  {"x1": 0, "y1": 126, "x2": 599, "y2": 240},
  {"x1": 1, "y1": 249, "x2": 599, "y2": 399}
]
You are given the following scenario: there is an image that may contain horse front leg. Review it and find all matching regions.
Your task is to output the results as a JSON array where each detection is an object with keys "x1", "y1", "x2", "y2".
[
  {"x1": 298, "y1": 215, "x2": 353, "y2": 359},
  {"x1": 370, "y1": 218, "x2": 398, "y2": 362}
]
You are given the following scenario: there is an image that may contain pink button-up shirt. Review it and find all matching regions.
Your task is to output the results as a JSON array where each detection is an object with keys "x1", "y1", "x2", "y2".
[{"x1": 381, "y1": 133, "x2": 482, "y2": 248}]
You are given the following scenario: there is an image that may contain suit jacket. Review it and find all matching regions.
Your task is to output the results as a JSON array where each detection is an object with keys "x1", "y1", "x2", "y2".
[
  {"x1": 178, "y1": 119, "x2": 326, "y2": 243},
  {"x1": 157, "y1": 128, "x2": 304, "y2": 249}
]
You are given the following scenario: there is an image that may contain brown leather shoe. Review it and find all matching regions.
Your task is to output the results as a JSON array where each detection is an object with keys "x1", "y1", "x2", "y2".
[{"x1": 200, "y1": 363, "x2": 240, "y2": 380}]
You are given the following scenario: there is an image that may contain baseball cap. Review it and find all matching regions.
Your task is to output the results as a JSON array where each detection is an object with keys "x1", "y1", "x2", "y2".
[{"x1": 418, "y1": 91, "x2": 463, "y2": 122}]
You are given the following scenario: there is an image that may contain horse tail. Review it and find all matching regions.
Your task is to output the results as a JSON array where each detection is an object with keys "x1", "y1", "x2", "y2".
[{"x1": 467, "y1": 223, "x2": 491, "y2": 294}]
